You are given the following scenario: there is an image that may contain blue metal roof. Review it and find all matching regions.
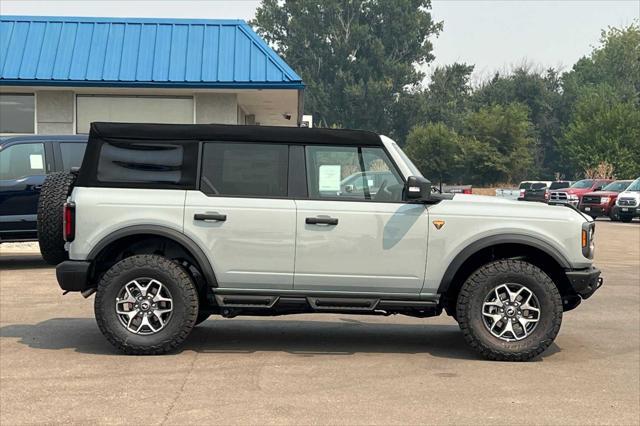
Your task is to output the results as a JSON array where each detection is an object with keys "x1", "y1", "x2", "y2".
[{"x1": 0, "y1": 16, "x2": 303, "y2": 89}]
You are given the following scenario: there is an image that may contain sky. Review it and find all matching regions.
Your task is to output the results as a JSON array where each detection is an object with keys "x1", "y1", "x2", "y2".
[{"x1": 2, "y1": 0, "x2": 638, "y2": 82}]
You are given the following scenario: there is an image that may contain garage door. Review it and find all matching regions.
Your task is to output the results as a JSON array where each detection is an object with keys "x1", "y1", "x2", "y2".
[{"x1": 76, "y1": 95, "x2": 193, "y2": 134}]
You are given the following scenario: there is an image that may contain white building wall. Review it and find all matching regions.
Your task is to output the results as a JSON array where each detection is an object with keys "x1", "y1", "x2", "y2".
[
  {"x1": 195, "y1": 93, "x2": 238, "y2": 125},
  {"x1": 36, "y1": 90, "x2": 74, "y2": 134}
]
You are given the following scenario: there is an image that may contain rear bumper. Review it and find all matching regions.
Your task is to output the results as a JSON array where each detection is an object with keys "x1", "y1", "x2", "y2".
[
  {"x1": 566, "y1": 267, "x2": 603, "y2": 300},
  {"x1": 56, "y1": 260, "x2": 91, "y2": 292}
]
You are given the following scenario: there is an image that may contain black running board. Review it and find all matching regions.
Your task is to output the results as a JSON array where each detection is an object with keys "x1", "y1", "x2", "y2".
[{"x1": 210, "y1": 290, "x2": 440, "y2": 318}]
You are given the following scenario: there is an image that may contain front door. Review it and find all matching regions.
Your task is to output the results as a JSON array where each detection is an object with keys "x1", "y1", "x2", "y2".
[
  {"x1": 0, "y1": 142, "x2": 48, "y2": 241},
  {"x1": 183, "y1": 141, "x2": 296, "y2": 290},
  {"x1": 294, "y1": 145, "x2": 429, "y2": 294}
]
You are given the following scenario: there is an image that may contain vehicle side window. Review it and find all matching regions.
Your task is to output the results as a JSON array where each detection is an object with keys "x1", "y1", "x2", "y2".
[
  {"x1": 60, "y1": 143, "x2": 87, "y2": 169},
  {"x1": 0, "y1": 143, "x2": 46, "y2": 180},
  {"x1": 305, "y1": 146, "x2": 404, "y2": 202},
  {"x1": 200, "y1": 142, "x2": 288, "y2": 197}
]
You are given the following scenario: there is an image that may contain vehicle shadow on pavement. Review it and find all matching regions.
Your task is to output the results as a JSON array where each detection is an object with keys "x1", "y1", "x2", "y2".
[
  {"x1": 0, "y1": 254, "x2": 50, "y2": 270},
  {"x1": 0, "y1": 317, "x2": 559, "y2": 361}
]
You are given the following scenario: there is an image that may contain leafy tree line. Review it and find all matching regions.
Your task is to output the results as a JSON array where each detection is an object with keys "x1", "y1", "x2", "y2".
[{"x1": 252, "y1": 1, "x2": 639, "y2": 185}]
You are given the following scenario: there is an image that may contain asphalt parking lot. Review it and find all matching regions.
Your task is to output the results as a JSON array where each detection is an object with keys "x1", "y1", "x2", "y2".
[{"x1": 1, "y1": 220, "x2": 638, "y2": 425}]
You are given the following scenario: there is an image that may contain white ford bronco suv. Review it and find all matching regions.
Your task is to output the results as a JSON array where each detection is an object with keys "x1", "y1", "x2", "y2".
[{"x1": 42, "y1": 122, "x2": 602, "y2": 360}]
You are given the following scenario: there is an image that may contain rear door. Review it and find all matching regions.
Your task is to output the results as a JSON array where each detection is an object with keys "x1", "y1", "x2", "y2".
[
  {"x1": 183, "y1": 141, "x2": 297, "y2": 290},
  {"x1": 293, "y1": 145, "x2": 429, "y2": 294},
  {"x1": 0, "y1": 142, "x2": 48, "y2": 240}
]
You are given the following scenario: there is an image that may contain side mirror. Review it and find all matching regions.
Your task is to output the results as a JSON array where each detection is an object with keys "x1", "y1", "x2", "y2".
[
  {"x1": 343, "y1": 184, "x2": 354, "y2": 193},
  {"x1": 404, "y1": 176, "x2": 432, "y2": 202}
]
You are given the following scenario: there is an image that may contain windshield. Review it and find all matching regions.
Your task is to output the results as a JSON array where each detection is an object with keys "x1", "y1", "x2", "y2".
[
  {"x1": 550, "y1": 181, "x2": 571, "y2": 190},
  {"x1": 519, "y1": 182, "x2": 532, "y2": 190},
  {"x1": 625, "y1": 178, "x2": 640, "y2": 192},
  {"x1": 391, "y1": 142, "x2": 423, "y2": 177},
  {"x1": 571, "y1": 179, "x2": 594, "y2": 189},
  {"x1": 602, "y1": 181, "x2": 632, "y2": 192}
]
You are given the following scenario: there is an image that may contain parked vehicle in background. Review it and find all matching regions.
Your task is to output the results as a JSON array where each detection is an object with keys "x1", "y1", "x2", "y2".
[
  {"x1": 520, "y1": 181, "x2": 574, "y2": 203},
  {"x1": 45, "y1": 122, "x2": 602, "y2": 360},
  {"x1": 579, "y1": 180, "x2": 633, "y2": 220},
  {"x1": 613, "y1": 178, "x2": 640, "y2": 222},
  {"x1": 0, "y1": 135, "x2": 87, "y2": 242},
  {"x1": 549, "y1": 179, "x2": 612, "y2": 207},
  {"x1": 441, "y1": 184, "x2": 472, "y2": 194}
]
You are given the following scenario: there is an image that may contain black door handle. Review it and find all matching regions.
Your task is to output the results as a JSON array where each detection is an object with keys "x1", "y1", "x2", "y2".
[
  {"x1": 306, "y1": 217, "x2": 338, "y2": 225},
  {"x1": 194, "y1": 213, "x2": 227, "y2": 222}
]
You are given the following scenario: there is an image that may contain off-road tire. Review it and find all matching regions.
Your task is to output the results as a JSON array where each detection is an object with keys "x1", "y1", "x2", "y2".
[
  {"x1": 456, "y1": 259, "x2": 563, "y2": 361},
  {"x1": 95, "y1": 255, "x2": 199, "y2": 355},
  {"x1": 608, "y1": 209, "x2": 618, "y2": 222},
  {"x1": 37, "y1": 171, "x2": 76, "y2": 265}
]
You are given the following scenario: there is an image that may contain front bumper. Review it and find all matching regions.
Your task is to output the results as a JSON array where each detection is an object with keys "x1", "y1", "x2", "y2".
[
  {"x1": 579, "y1": 205, "x2": 608, "y2": 216},
  {"x1": 549, "y1": 200, "x2": 579, "y2": 207},
  {"x1": 56, "y1": 260, "x2": 91, "y2": 292},
  {"x1": 566, "y1": 267, "x2": 603, "y2": 300},
  {"x1": 614, "y1": 205, "x2": 640, "y2": 218}
]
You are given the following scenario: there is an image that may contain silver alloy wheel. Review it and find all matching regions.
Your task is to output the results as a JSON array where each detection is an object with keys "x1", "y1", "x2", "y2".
[
  {"x1": 115, "y1": 278, "x2": 173, "y2": 335},
  {"x1": 482, "y1": 283, "x2": 541, "y2": 342}
]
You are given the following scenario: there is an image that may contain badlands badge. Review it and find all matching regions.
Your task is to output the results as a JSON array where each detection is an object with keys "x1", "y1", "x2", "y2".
[{"x1": 433, "y1": 220, "x2": 445, "y2": 230}]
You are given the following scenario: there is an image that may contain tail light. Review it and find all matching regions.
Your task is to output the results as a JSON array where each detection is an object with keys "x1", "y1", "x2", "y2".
[
  {"x1": 462, "y1": 188, "x2": 472, "y2": 194},
  {"x1": 519, "y1": 189, "x2": 526, "y2": 197},
  {"x1": 63, "y1": 202, "x2": 75, "y2": 242},
  {"x1": 545, "y1": 190, "x2": 550, "y2": 201}
]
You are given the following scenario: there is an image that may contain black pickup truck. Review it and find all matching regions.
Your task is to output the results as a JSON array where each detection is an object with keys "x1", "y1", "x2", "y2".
[
  {"x1": 519, "y1": 181, "x2": 572, "y2": 203},
  {"x1": 0, "y1": 135, "x2": 87, "y2": 242}
]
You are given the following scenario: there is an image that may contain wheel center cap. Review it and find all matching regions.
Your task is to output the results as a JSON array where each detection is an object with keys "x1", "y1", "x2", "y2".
[
  {"x1": 140, "y1": 301, "x2": 151, "y2": 311},
  {"x1": 505, "y1": 307, "x2": 517, "y2": 317}
]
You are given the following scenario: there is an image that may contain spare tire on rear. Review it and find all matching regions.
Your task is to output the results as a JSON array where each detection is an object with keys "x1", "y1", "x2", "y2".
[{"x1": 37, "y1": 171, "x2": 77, "y2": 265}]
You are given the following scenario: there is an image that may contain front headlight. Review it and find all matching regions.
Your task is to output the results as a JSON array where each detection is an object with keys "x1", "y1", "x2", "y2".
[
  {"x1": 600, "y1": 196, "x2": 610, "y2": 204},
  {"x1": 568, "y1": 194, "x2": 579, "y2": 200}
]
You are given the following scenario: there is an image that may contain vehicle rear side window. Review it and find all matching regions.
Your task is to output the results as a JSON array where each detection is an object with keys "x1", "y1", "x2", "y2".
[
  {"x1": 0, "y1": 143, "x2": 46, "y2": 180},
  {"x1": 97, "y1": 141, "x2": 186, "y2": 185},
  {"x1": 60, "y1": 143, "x2": 87, "y2": 170},
  {"x1": 200, "y1": 142, "x2": 288, "y2": 197}
]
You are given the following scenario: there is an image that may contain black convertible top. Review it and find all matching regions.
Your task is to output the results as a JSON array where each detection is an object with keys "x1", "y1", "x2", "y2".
[{"x1": 89, "y1": 122, "x2": 383, "y2": 146}]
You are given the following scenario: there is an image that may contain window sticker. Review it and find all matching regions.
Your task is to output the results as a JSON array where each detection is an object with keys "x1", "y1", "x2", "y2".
[
  {"x1": 29, "y1": 154, "x2": 43, "y2": 170},
  {"x1": 368, "y1": 178, "x2": 374, "y2": 187},
  {"x1": 318, "y1": 165, "x2": 341, "y2": 191}
]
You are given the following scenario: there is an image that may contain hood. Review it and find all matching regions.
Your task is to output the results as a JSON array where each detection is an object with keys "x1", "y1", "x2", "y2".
[
  {"x1": 618, "y1": 191, "x2": 640, "y2": 199},
  {"x1": 553, "y1": 187, "x2": 591, "y2": 195},
  {"x1": 448, "y1": 194, "x2": 591, "y2": 221},
  {"x1": 584, "y1": 191, "x2": 619, "y2": 197}
]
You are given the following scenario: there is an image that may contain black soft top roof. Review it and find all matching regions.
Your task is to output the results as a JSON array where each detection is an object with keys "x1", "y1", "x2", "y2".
[{"x1": 90, "y1": 122, "x2": 383, "y2": 146}]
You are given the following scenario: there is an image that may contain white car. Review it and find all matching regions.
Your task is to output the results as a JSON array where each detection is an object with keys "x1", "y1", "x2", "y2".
[
  {"x1": 41, "y1": 122, "x2": 602, "y2": 360},
  {"x1": 615, "y1": 177, "x2": 640, "y2": 222}
]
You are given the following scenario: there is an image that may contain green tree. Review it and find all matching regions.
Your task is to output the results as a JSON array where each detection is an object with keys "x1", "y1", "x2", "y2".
[
  {"x1": 472, "y1": 67, "x2": 563, "y2": 177},
  {"x1": 404, "y1": 123, "x2": 461, "y2": 186},
  {"x1": 252, "y1": 0, "x2": 441, "y2": 137},
  {"x1": 559, "y1": 84, "x2": 640, "y2": 178},
  {"x1": 461, "y1": 103, "x2": 535, "y2": 185},
  {"x1": 421, "y1": 63, "x2": 475, "y2": 130}
]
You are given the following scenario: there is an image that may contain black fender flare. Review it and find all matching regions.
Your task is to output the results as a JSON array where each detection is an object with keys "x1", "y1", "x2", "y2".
[
  {"x1": 88, "y1": 225, "x2": 217, "y2": 287},
  {"x1": 437, "y1": 234, "x2": 571, "y2": 294}
]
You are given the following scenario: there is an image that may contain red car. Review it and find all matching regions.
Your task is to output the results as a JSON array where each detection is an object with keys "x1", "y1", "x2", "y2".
[
  {"x1": 579, "y1": 180, "x2": 634, "y2": 220},
  {"x1": 548, "y1": 179, "x2": 613, "y2": 207}
]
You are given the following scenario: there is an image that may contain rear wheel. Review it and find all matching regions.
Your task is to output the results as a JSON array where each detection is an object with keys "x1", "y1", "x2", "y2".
[
  {"x1": 37, "y1": 171, "x2": 76, "y2": 264},
  {"x1": 94, "y1": 254, "x2": 199, "y2": 355},
  {"x1": 456, "y1": 259, "x2": 563, "y2": 361}
]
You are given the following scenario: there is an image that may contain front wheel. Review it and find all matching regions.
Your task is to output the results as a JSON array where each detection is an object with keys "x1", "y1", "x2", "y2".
[
  {"x1": 94, "y1": 255, "x2": 199, "y2": 355},
  {"x1": 456, "y1": 260, "x2": 563, "y2": 361}
]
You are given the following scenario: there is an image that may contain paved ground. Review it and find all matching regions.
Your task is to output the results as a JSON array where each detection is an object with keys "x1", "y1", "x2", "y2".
[{"x1": 1, "y1": 220, "x2": 638, "y2": 425}]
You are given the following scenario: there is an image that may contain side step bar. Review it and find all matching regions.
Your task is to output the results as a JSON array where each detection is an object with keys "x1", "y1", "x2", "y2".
[{"x1": 211, "y1": 291, "x2": 440, "y2": 318}]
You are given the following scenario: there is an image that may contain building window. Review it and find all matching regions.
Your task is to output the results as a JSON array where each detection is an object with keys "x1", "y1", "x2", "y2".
[
  {"x1": 0, "y1": 94, "x2": 35, "y2": 134},
  {"x1": 76, "y1": 95, "x2": 194, "y2": 134}
]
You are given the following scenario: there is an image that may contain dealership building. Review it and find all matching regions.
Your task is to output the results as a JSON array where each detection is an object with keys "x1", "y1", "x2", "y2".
[{"x1": 0, "y1": 16, "x2": 305, "y2": 135}]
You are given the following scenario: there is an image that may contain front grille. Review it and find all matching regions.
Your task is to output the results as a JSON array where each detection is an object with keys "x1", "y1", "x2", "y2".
[
  {"x1": 618, "y1": 197, "x2": 639, "y2": 207},
  {"x1": 582, "y1": 196, "x2": 601, "y2": 205},
  {"x1": 550, "y1": 192, "x2": 568, "y2": 201}
]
